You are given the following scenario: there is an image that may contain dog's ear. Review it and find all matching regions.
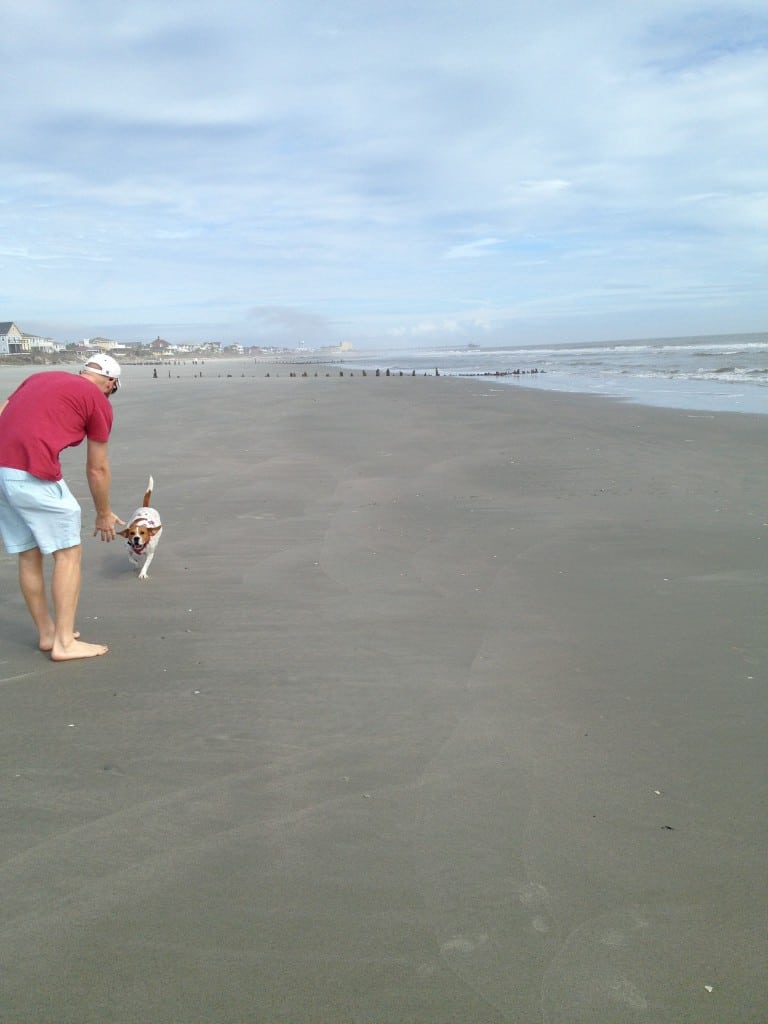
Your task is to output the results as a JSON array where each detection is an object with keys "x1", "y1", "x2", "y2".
[
  {"x1": 116, "y1": 527, "x2": 130, "y2": 537},
  {"x1": 148, "y1": 525, "x2": 162, "y2": 536}
]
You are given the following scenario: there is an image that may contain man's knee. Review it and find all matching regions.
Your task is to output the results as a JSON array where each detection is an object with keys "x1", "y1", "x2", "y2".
[
  {"x1": 18, "y1": 545, "x2": 42, "y2": 558},
  {"x1": 52, "y1": 544, "x2": 83, "y2": 564},
  {"x1": 17, "y1": 545, "x2": 43, "y2": 576}
]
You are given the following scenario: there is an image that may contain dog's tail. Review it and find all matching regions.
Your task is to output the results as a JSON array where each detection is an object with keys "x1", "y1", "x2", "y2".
[{"x1": 143, "y1": 476, "x2": 154, "y2": 507}]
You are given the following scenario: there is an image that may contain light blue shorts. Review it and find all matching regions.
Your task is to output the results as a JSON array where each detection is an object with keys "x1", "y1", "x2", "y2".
[{"x1": 0, "y1": 468, "x2": 82, "y2": 555}]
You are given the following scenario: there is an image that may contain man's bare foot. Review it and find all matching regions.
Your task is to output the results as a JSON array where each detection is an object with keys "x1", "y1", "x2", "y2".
[
  {"x1": 39, "y1": 630, "x2": 80, "y2": 652},
  {"x1": 50, "y1": 638, "x2": 108, "y2": 661}
]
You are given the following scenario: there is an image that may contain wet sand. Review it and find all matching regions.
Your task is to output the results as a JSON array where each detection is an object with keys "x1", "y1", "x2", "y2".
[{"x1": 1, "y1": 363, "x2": 766, "y2": 1022}]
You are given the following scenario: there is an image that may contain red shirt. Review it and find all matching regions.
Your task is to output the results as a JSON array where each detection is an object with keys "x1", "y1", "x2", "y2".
[{"x1": 0, "y1": 372, "x2": 114, "y2": 481}]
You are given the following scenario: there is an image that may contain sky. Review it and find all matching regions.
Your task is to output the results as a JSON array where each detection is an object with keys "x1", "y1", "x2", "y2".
[{"x1": 1, "y1": 0, "x2": 767, "y2": 350}]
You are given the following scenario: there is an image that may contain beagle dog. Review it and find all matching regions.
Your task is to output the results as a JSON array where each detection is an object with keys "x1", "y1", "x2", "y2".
[{"x1": 118, "y1": 476, "x2": 163, "y2": 580}]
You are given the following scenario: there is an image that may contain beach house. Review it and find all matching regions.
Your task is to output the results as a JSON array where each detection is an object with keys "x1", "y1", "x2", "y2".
[
  {"x1": 0, "y1": 322, "x2": 65, "y2": 356},
  {"x1": 0, "y1": 322, "x2": 24, "y2": 354}
]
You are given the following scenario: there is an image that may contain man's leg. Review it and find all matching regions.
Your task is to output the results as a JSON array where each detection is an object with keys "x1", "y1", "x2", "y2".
[
  {"x1": 18, "y1": 546, "x2": 84, "y2": 652},
  {"x1": 18, "y1": 547, "x2": 56, "y2": 650},
  {"x1": 50, "y1": 544, "x2": 108, "y2": 660}
]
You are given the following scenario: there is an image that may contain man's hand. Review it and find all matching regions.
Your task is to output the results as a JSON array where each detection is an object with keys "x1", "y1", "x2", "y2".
[{"x1": 93, "y1": 512, "x2": 126, "y2": 542}]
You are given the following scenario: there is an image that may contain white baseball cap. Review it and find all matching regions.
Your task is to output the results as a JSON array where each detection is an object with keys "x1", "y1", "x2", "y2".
[{"x1": 83, "y1": 353, "x2": 122, "y2": 390}]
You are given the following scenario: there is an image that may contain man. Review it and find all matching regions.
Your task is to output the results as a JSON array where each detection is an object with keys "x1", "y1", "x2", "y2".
[{"x1": 0, "y1": 355, "x2": 125, "y2": 660}]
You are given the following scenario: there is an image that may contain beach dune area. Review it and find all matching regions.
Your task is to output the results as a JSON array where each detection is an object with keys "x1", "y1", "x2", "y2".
[{"x1": 1, "y1": 363, "x2": 766, "y2": 1023}]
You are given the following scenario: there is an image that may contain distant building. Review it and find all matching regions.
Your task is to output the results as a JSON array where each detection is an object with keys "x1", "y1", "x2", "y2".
[
  {"x1": 320, "y1": 341, "x2": 354, "y2": 354},
  {"x1": 26, "y1": 334, "x2": 64, "y2": 354},
  {"x1": 0, "y1": 322, "x2": 25, "y2": 354},
  {"x1": 84, "y1": 336, "x2": 117, "y2": 352},
  {"x1": 0, "y1": 321, "x2": 63, "y2": 355}
]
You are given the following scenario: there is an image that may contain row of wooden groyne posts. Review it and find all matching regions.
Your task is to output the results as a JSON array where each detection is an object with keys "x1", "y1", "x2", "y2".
[{"x1": 265, "y1": 367, "x2": 546, "y2": 378}]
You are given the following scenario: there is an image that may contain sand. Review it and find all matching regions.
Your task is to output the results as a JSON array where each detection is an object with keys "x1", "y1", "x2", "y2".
[{"x1": 1, "y1": 363, "x2": 766, "y2": 1022}]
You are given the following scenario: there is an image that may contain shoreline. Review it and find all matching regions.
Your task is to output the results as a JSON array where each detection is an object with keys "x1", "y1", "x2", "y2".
[
  {"x1": 4, "y1": 355, "x2": 766, "y2": 419},
  {"x1": 2, "y1": 352, "x2": 765, "y2": 417}
]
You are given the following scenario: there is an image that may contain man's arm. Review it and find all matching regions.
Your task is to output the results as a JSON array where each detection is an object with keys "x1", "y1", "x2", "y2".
[
  {"x1": 0, "y1": 399, "x2": 7, "y2": 417},
  {"x1": 86, "y1": 440, "x2": 125, "y2": 540}
]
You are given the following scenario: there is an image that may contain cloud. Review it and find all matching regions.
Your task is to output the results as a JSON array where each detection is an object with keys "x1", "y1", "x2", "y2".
[
  {"x1": 245, "y1": 306, "x2": 337, "y2": 343},
  {"x1": 516, "y1": 180, "x2": 572, "y2": 196},
  {"x1": 444, "y1": 238, "x2": 504, "y2": 260}
]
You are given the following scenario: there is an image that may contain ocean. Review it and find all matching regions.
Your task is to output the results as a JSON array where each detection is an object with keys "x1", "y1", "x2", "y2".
[
  {"x1": 1, "y1": 332, "x2": 765, "y2": 416},
  {"x1": 335, "y1": 332, "x2": 768, "y2": 416}
]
